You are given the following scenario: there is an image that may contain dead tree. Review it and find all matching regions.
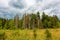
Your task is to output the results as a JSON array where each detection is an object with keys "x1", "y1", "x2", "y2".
[{"x1": 14, "y1": 14, "x2": 19, "y2": 28}]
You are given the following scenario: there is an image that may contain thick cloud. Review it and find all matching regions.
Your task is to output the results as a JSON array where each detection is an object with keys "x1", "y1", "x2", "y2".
[
  {"x1": 0, "y1": 0, "x2": 60, "y2": 19},
  {"x1": 9, "y1": 0, "x2": 27, "y2": 9},
  {"x1": 0, "y1": 7, "x2": 23, "y2": 19}
]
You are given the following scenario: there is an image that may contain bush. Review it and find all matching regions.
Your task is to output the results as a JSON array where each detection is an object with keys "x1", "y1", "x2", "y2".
[
  {"x1": 45, "y1": 29, "x2": 52, "y2": 40},
  {"x1": 33, "y1": 29, "x2": 37, "y2": 40},
  {"x1": 0, "y1": 31, "x2": 5, "y2": 40}
]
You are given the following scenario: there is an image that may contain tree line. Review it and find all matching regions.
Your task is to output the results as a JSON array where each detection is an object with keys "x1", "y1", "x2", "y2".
[{"x1": 0, "y1": 12, "x2": 60, "y2": 29}]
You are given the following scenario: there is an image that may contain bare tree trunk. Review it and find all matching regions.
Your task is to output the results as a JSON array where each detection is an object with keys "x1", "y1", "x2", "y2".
[
  {"x1": 23, "y1": 14, "x2": 26, "y2": 29},
  {"x1": 37, "y1": 19, "x2": 40, "y2": 28},
  {"x1": 14, "y1": 14, "x2": 19, "y2": 29},
  {"x1": 32, "y1": 19, "x2": 35, "y2": 29}
]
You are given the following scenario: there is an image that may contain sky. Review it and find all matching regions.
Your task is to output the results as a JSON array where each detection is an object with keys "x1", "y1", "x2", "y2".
[{"x1": 0, "y1": 0, "x2": 60, "y2": 19}]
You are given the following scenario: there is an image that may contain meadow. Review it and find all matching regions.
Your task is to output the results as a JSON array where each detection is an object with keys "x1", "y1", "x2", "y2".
[{"x1": 0, "y1": 29, "x2": 60, "y2": 40}]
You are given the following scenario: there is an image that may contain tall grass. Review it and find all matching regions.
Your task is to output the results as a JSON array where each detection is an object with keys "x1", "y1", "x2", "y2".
[{"x1": 0, "y1": 29, "x2": 59, "y2": 40}]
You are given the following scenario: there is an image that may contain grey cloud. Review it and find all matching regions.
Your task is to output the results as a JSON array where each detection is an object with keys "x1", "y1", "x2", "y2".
[
  {"x1": 0, "y1": 7, "x2": 23, "y2": 19},
  {"x1": 0, "y1": 0, "x2": 60, "y2": 19},
  {"x1": 40, "y1": 1, "x2": 60, "y2": 11},
  {"x1": 9, "y1": 0, "x2": 26, "y2": 9},
  {"x1": 36, "y1": 0, "x2": 42, "y2": 3}
]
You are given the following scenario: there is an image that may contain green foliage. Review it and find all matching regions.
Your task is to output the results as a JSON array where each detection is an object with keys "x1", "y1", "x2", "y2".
[
  {"x1": 33, "y1": 29, "x2": 37, "y2": 39},
  {"x1": 0, "y1": 31, "x2": 5, "y2": 40},
  {"x1": 0, "y1": 12, "x2": 59, "y2": 29},
  {"x1": 45, "y1": 29, "x2": 52, "y2": 40},
  {"x1": 19, "y1": 19, "x2": 23, "y2": 29},
  {"x1": 42, "y1": 12, "x2": 59, "y2": 28}
]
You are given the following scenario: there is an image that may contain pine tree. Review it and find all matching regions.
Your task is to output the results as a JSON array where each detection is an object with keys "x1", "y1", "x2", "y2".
[
  {"x1": 36, "y1": 12, "x2": 41, "y2": 28},
  {"x1": 2, "y1": 18, "x2": 6, "y2": 29}
]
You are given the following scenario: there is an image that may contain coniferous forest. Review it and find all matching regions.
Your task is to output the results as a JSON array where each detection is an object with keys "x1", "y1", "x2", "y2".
[{"x1": 0, "y1": 12, "x2": 60, "y2": 29}]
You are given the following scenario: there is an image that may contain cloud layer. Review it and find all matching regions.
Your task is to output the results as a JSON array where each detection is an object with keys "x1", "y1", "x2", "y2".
[{"x1": 0, "y1": 0, "x2": 60, "y2": 19}]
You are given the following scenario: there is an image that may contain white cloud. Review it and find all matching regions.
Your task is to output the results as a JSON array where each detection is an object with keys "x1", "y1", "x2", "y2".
[
  {"x1": 0, "y1": 0, "x2": 60, "y2": 18},
  {"x1": 25, "y1": 0, "x2": 36, "y2": 7},
  {"x1": 0, "y1": 0, "x2": 10, "y2": 7}
]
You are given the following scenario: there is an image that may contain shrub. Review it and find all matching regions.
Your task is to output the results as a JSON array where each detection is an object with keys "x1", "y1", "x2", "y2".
[
  {"x1": 0, "y1": 31, "x2": 5, "y2": 40},
  {"x1": 33, "y1": 29, "x2": 37, "y2": 40},
  {"x1": 45, "y1": 29, "x2": 52, "y2": 40}
]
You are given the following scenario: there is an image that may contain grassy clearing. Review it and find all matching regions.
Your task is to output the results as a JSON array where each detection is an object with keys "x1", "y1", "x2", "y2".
[{"x1": 0, "y1": 29, "x2": 60, "y2": 40}]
